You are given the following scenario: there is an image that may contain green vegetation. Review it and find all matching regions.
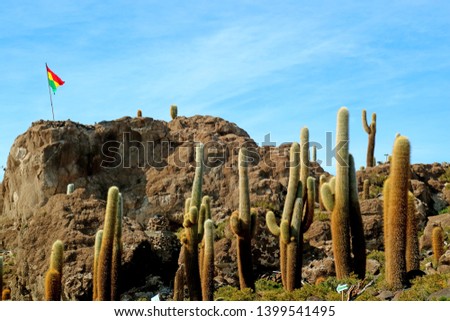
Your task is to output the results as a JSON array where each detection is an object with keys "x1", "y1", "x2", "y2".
[{"x1": 438, "y1": 167, "x2": 450, "y2": 183}]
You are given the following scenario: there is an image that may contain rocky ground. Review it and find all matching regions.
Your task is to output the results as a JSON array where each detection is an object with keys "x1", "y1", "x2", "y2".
[{"x1": 0, "y1": 115, "x2": 449, "y2": 300}]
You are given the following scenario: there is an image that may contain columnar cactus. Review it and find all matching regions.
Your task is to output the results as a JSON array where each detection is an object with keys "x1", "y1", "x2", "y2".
[
  {"x1": 406, "y1": 191, "x2": 420, "y2": 271},
  {"x1": 363, "y1": 179, "x2": 370, "y2": 200},
  {"x1": 198, "y1": 196, "x2": 211, "y2": 280},
  {"x1": 320, "y1": 108, "x2": 366, "y2": 279},
  {"x1": 300, "y1": 128, "x2": 310, "y2": 201},
  {"x1": 230, "y1": 147, "x2": 257, "y2": 290},
  {"x1": 432, "y1": 225, "x2": 445, "y2": 268},
  {"x1": 384, "y1": 136, "x2": 410, "y2": 289},
  {"x1": 331, "y1": 107, "x2": 352, "y2": 279},
  {"x1": 170, "y1": 105, "x2": 178, "y2": 120},
  {"x1": 111, "y1": 193, "x2": 123, "y2": 301},
  {"x1": 318, "y1": 175, "x2": 327, "y2": 212},
  {"x1": 66, "y1": 183, "x2": 74, "y2": 195},
  {"x1": 362, "y1": 109, "x2": 377, "y2": 168},
  {"x1": 97, "y1": 186, "x2": 119, "y2": 300},
  {"x1": 137, "y1": 109, "x2": 142, "y2": 117},
  {"x1": 183, "y1": 206, "x2": 202, "y2": 300},
  {"x1": 173, "y1": 264, "x2": 185, "y2": 301},
  {"x1": 348, "y1": 155, "x2": 366, "y2": 279},
  {"x1": 45, "y1": 268, "x2": 61, "y2": 301},
  {"x1": 311, "y1": 145, "x2": 317, "y2": 163},
  {"x1": 182, "y1": 143, "x2": 204, "y2": 300},
  {"x1": 93, "y1": 229, "x2": 103, "y2": 300},
  {"x1": 50, "y1": 240, "x2": 64, "y2": 291},
  {"x1": 267, "y1": 141, "x2": 309, "y2": 291},
  {"x1": 190, "y1": 144, "x2": 204, "y2": 210},
  {"x1": 201, "y1": 219, "x2": 215, "y2": 301}
]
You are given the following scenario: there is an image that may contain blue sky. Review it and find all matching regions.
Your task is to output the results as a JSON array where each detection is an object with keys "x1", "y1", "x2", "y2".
[{"x1": 1, "y1": 0, "x2": 449, "y2": 178}]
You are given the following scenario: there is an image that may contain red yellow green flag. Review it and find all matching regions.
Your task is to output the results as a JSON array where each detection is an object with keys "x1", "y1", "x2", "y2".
[{"x1": 46, "y1": 64, "x2": 65, "y2": 94}]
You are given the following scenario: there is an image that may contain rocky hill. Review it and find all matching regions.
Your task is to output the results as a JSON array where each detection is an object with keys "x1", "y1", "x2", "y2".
[{"x1": 0, "y1": 115, "x2": 449, "y2": 300}]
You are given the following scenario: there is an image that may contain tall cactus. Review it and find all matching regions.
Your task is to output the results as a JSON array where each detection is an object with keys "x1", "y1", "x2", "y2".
[
  {"x1": 137, "y1": 109, "x2": 142, "y2": 117},
  {"x1": 97, "y1": 186, "x2": 119, "y2": 300},
  {"x1": 266, "y1": 143, "x2": 299, "y2": 288},
  {"x1": 93, "y1": 229, "x2": 103, "y2": 300},
  {"x1": 331, "y1": 107, "x2": 352, "y2": 279},
  {"x1": 362, "y1": 109, "x2": 377, "y2": 167},
  {"x1": 170, "y1": 105, "x2": 178, "y2": 120},
  {"x1": 182, "y1": 143, "x2": 204, "y2": 300},
  {"x1": 385, "y1": 136, "x2": 410, "y2": 289},
  {"x1": 432, "y1": 225, "x2": 445, "y2": 268},
  {"x1": 230, "y1": 147, "x2": 257, "y2": 290},
  {"x1": 406, "y1": 191, "x2": 420, "y2": 271},
  {"x1": 348, "y1": 155, "x2": 366, "y2": 279},
  {"x1": 111, "y1": 193, "x2": 123, "y2": 300},
  {"x1": 320, "y1": 108, "x2": 366, "y2": 279},
  {"x1": 202, "y1": 219, "x2": 215, "y2": 301}
]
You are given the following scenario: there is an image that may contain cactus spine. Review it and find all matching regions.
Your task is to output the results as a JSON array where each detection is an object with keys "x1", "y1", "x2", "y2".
[
  {"x1": 230, "y1": 147, "x2": 257, "y2": 290},
  {"x1": 201, "y1": 219, "x2": 215, "y2": 301},
  {"x1": 384, "y1": 136, "x2": 410, "y2": 289},
  {"x1": 97, "y1": 186, "x2": 119, "y2": 300},
  {"x1": 173, "y1": 264, "x2": 185, "y2": 301},
  {"x1": 406, "y1": 191, "x2": 420, "y2": 271},
  {"x1": 170, "y1": 105, "x2": 178, "y2": 120},
  {"x1": 66, "y1": 183, "x2": 74, "y2": 195},
  {"x1": 363, "y1": 179, "x2": 370, "y2": 200},
  {"x1": 45, "y1": 268, "x2": 62, "y2": 301},
  {"x1": 362, "y1": 109, "x2": 377, "y2": 167},
  {"x1": 111, "y1": 193, "x2": 123, "y2": 300},
  {"x1": 93, "y1": 229, "x2": 103, "y2": 300},
  {"x1": 432, "y1": 226, "x2": 445, "y2": 268}
]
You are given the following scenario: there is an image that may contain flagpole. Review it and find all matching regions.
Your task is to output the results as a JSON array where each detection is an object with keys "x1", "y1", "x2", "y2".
[{"x1": 45, "y1": 63, "x2": 55, "y2": 121}]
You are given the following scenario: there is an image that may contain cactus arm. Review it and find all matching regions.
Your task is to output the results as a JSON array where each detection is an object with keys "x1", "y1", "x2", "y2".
[
  {"x1": 265, "y1": 211, "x2": 280, "y2": 236},
  {"x1": 300, "y1": 128, "x2": 310, "y2": 200},
  {"x1": 320, "y1": 183, "x2": 335, "y2": 212},
  {"x1": 281, "y1": 143, "x2": 300, "y2": 222},
  {"x1": 301, "y1": 177, "x2": 316, "y2": 233},
  {"x1": 230, "y1": 211, "x2": 242, "y2": 237},
  {"x1": 362, "y1": 109, "x2": 371, "y2": 134},
  {"x1": 93, "y1": 230, "x2": 103, "y2": 300}
]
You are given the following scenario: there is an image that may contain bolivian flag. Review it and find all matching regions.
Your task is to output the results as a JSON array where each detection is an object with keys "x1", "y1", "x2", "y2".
[{"x1": 46, "y1": 64, "x2": 65, "y2": 94}]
